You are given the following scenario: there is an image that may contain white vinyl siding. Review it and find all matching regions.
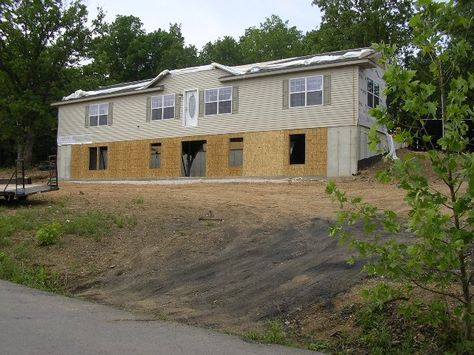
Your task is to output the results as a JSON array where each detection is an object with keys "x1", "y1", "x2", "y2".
[{"x1": 58, "y1": 66, "x2": 360, "y2": 144}]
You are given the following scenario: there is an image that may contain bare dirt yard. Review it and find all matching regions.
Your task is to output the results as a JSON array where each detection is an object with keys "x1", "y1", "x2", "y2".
[{"x1": 0, "y1": 161, "x2": 414, "y2": 348}]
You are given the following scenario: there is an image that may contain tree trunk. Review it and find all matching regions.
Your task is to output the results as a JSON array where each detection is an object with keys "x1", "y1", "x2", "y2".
[{"x1": 17, "y1": 128, "x2": 35, "y2": 168}]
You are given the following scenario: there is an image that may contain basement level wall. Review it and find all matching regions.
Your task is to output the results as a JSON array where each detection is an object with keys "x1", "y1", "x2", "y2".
[
  {"x1": 57, "y1": 65, "x2": 358, "y2": 144},
  {"x1": 67, "y1": 128, "x2": 327, "y2": 179}
]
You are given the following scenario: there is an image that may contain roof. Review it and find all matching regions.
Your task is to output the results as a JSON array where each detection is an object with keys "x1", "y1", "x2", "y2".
[{"x1": 57, "y1": 47, "x2": 377, "y2": 104}]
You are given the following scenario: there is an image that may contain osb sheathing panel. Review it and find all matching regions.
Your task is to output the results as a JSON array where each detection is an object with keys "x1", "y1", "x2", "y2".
[{"x1": 70, "y1": 128, "x2": 327, "y2": 179}]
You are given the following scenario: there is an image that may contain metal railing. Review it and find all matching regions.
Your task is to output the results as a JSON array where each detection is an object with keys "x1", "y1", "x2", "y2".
[{"x1": 3, "y1": 159, "x2": 26, "y2": 196}]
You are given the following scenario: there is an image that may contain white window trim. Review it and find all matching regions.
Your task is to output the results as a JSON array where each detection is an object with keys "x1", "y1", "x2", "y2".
[
  {"x1": 89, "y1": 103, "x2": 109, "y2": 127},
  {"x1": 289, "y1": 75, "x2": 324, "y2": 108},
  {"x1": 151, "y1": 93, "x2": 175, "y2": 120},
  {"x1": 367, "y1": 79, "x2": 381, "y2": 108},
  {"x1": 204, "y1": 86, "x2": 233, "y2": 116}
]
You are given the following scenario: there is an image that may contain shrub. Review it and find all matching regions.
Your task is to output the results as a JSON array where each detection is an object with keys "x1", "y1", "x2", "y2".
[{"x1": 36, "y1": 223, "x2": 62, "y2": 246}]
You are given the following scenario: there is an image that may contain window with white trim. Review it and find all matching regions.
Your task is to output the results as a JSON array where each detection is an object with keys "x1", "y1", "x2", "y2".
[
  {"x1": 151, "y1": 94, "x2": 175, "y2": 120},
  {"x1": 289, "y1": 75, "x2": 323, "y2": 107},
  {"x1": 205, "y1": 86, "x2": 232, "y2": 115},
  {"x1": 367, "y1": 79, "x2": 380, "y2": 108},
  {"x1": 89, "y1": 103, "x2": 109, "y2": 126}
]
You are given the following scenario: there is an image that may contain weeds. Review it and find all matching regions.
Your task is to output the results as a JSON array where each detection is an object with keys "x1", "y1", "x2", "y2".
[
  {"x1": 0, "y1": 252, "x2": 62, "y2": 292},
  {"x1": 111, "y1": 213, "x2": 137, "y2": 229},
  {"x1": 62, "y1": 210, "x2": 110, "y2": 241},
  {"x1": 133, "y1": 196, "x2": 144, "y2": 205},
  {"x1": 244, "y1": 320, "x2": 292, "y2": 346},
  {"x1": 36, "y1": 222, "x2": 62, "y2": 246},
  {"x1": 13, "y1": 240, "x2": 33, "y2": 260}
]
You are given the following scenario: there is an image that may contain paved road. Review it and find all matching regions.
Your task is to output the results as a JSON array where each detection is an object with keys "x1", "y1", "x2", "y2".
[{"x1": 0, "y1": 281, "x2": 318, "y2": 355}]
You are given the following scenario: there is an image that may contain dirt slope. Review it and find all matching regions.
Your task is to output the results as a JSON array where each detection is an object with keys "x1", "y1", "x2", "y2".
[
  {"x1": 3, "y1": 172, "x2": 411, "y2": 334},
  {"x1": 78, "y1": 216, "x2": 366, "y2": 331}
]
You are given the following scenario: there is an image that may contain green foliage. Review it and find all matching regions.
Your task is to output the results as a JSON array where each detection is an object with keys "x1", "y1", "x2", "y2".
[
  {"x1": 0, "y1": 0, "x2": 89, "y2": 166},
  {"x1": 200, "y1": 36, "x2": 242, "y2": 66},
  {"x1": 88, "y1": 15, "x2": 198, "y2": 83},
  {"x1": 239, "y1": 15, "x2": 304, "y2": 63},
  {"x1": 36, "y1": 223, "x2": 62, "y2": 246},
  {"x1": 326, "y1": 0, "x2": 474, "y2": 347},
  {"x1": 309, "y1": 0, "x2": 414, "y2": 55},
  {"x1": 243, "y1": 320, "x2": 291, "y2": 346},
  {"x1": 0, "y1": 252, "x2": 62, "y2": 292},
  {"x1": 62, "y1": 210, "x2": 111, "y2": 241},
  {"x1": 111, "y1": 213, "x2": 137, "y2": 229}
]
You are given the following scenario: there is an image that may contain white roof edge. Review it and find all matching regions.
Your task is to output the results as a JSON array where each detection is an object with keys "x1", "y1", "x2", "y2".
[
  {"x1": 61, "y1": 48, "x2": 376, "y2": 102},
  {"x1": 143, "y1": 69, "x2": 170, "y2": 89}
]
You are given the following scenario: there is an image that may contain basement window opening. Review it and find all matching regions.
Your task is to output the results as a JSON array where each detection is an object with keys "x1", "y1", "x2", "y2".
[
  {"x1": 289, "y1": 134, "x2": 305, "y2": 165},
  {"x1": 229, "y1": 138, "x2": 243, "y2": 167},
  {"x1": 150, "y1": 143, "x2": 161, "y2": 169},
  {"x1": 89, "y1": 146, "x2": 108, "y2": 170}
]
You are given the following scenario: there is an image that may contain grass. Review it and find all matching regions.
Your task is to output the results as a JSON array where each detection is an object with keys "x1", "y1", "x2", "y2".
[
  {"x1": 244, "y1": 320, "x2": 293, "y2": 347},
  {"x1": 62, "y1": 210, "x2": 111, "y2": 241},
  {"x1": 243, "y1": 319, "x2": 337, "y2": 352},
  {"x1": 0, "y1": 252, "x2": 62, "y2": 292},
  {"x1": 0, "y1": 200, "x2": 138, "y2": 293}
]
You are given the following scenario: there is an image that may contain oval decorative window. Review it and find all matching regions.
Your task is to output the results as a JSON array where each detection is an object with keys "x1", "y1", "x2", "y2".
[{"x1": 189, "y1": 93, "x2": 196, "y2": 117}]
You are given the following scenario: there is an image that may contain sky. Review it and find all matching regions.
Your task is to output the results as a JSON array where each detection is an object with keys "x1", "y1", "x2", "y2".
[{"x1": 85, "y1": 0, "x2": 322, "y2": 50}]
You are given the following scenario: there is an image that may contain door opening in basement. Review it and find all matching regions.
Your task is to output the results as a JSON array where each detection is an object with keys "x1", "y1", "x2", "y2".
[{"x1": 181, "y1": 140, "x2": 207, "y2": 177}]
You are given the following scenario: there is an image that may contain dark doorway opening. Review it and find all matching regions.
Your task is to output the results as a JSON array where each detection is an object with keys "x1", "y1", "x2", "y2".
[
  {"x1": 289, "y1": 134, "x2": 305, "y2": 164},
  {"x1": 182, "y1": 140, "x2": 207, "y2": 177}
]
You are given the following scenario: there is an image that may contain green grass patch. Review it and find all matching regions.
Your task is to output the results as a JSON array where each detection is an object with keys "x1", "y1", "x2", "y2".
[
  {"x1": 0, "y1": 252, "x2": 62, "y2": 292},
  {"x1": 244, "y1": 320, "x2": 293, "y2": 346},
  {"x1": 111, "y1": 213, "x2": 138, "y2": 229},
  {"x1": 62, "y1": 210, "x2": 111, "y2": 241}
]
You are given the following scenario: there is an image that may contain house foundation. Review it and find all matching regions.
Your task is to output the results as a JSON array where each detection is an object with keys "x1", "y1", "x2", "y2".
[{"x1": 63, "y1": 128, "x2": 328, "y2": 180}]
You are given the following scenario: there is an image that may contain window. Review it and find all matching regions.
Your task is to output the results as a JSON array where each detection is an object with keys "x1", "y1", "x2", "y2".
[
  {"x1": 150, "y1": 143, "x2": 161, "y2": 169},
  {"x1": 205, "y1": 87, "x2": 232, "y2": 115},
  {"x1": 89, "y1": 146, "x2": 108, "y2": 170},
  {"x1": 89, "y1": 147, "x2": 97, "y2": 170},
  {"x1": 289, "y1": 76, "x2": 323, "y2": 107},
  {"x1": 89, "y1": 103, "x2": 109, "y2": 126},
  {"x1": 289, "y1": 134, "x2": 305, "y2": 164},
  {"x1": 229, "y1": 138, "x2": 243, "y2": 167},
  {"x1": 151, "y1": 94, "x2": 175, "y2": 120},
  {"x1": 367, "y1": 79, "x2": 380, "y2": 108}
]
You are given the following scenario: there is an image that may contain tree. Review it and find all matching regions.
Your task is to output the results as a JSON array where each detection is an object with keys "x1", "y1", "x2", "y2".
[
  {"x1": 89, "y1": 16, "x2": 199, "y2": 83},
  {"x1": 326, "y1": 0, "x2": 474, "y2": 349},
  {"x1": 308, "y1": 0, "x2": 414, "y2": 54},
  {"x1": 239, "y1": 15, "x2": 304, "y2": 63},
  {"x1": 0, "y1": 0, "x2": 89, "y2": 166},
  {"x1": 199, "y1": 36, "x2": 242, "y2": 66}
]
